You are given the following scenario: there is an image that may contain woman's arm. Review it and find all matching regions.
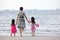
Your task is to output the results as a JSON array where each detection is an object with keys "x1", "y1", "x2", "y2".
[
  {"x1": 16, "y1": 14, "x2": 18, "y2": 25},
  {"x1": 24, "y1": 13, "x2": 28, "y2": 21}
]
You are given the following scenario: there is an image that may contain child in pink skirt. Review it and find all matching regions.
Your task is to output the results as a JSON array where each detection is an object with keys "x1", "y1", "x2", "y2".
[
  {"x1": 10, "y1": 19, "x2": 17, "y2": 36},
  {"x1": 28, "y1": 17, "x2": 39, "y2": 37}
]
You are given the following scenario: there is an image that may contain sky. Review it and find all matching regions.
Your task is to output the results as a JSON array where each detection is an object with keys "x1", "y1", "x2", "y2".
[{"x1": 0, "y1": 0, "x2": 60, "y2": 10}]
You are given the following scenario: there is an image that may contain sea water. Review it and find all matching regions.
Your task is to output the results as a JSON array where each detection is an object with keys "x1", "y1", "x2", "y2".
[{"x1": 0, "y1": 9, "x2": 60, "y2": 35}]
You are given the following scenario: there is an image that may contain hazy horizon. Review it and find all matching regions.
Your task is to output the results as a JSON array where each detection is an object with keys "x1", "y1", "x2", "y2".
[
  {"x1": 0, "y1": 0, "x2": 60, "y2": 10},
  {"x1": 0, "y1": 8, "x2": 60, "y2": 11}
]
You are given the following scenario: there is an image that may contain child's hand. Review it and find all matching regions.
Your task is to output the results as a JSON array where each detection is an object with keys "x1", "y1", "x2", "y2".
[
  {"x1": 27, "y1": 20, "x2": 31, "y2": 23},
  {"x1": 36, "y1": 24, "x2": 39, "y2": 27}
]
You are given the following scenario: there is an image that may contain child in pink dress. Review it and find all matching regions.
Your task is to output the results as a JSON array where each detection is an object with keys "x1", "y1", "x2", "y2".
[
  {"x1": 28, "y1": 17, "x2": 39, "y2": 37},
  {"x1": 10, "y1": 19, "x2": 17, "y2": 36}
]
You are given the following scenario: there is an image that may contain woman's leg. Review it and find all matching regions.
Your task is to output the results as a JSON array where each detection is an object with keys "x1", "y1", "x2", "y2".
[{"x1": 19, "y1": 28, "x2": 24, "y2": 37}]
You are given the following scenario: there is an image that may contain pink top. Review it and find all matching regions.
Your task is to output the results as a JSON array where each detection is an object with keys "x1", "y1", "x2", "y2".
[{"x1": 10, "y1": 24, "x2": 17, "y2": 33}]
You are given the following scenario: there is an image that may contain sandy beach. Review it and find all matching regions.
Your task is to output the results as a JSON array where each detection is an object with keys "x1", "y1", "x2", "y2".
[
  {"x1": 0, "y1": 36, "x2": 60, "y2": 40},
  {"x1": 0, "y1": 32, "x2": 60, "y2": 40}
]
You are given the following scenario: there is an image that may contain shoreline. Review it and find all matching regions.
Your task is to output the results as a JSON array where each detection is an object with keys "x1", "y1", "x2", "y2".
[
  {"x1": 0, "y1": 32, "x2": 60, "y2": 36},
  {"x1": 0, "y1": 36, "x2": 60, "y2": 40}
]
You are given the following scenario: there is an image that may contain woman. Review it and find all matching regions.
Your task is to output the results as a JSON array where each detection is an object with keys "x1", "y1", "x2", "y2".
[{"x1": 16, "y1": 7, "x2": 28, "y2": 37}]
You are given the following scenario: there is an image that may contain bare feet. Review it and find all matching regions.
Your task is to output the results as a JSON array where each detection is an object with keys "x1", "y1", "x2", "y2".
[
  {"x1": 32, "y1": 34, "x2": 35, "y2": 37},
  {"x1": 10, "y1": 34, "x2": 12, "y2": 36},
  {"x1": 20, "y1": 34, "x2": 22, "y2": 37}
]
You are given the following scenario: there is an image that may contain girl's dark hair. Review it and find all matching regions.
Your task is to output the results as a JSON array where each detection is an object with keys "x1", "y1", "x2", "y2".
[
  {"x1": 31, "y1": 17, "x2": 35, "y2": 24},
  {"x1": 11, "y1": 19, "x2": 15, "y2": 25},
  {"x1": 20, "y1": 7, "x2": 23, "y2": 11}
]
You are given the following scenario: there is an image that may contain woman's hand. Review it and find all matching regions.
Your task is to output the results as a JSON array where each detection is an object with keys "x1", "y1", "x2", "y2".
[
  {"x1": 16, "y1": 15, "x2": 18, "y2": 25},
  {"x1": 15, "y1": 21, "x2": 17, "y2": 25},
  {"x1": 27, "y1": 20, "x2": 31, "y2": 23}
]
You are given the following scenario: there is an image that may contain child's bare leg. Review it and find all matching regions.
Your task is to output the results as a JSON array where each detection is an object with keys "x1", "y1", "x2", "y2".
[
  {"x1": 14, "y1": 33, "x2": 16, "y2": 36},
  {"x1": 33, "y1": 32, "x2": 35, "y2": 36},
  {"x1": 31, "y1": 32, "x2": 34, "y2": 37},
  {"x1": 31, "y1": 30, "x2": 35, "y2": 37},
  {"x1": 31, "y1": 32, "x2": 33, "y2": 37},
  {"x1": 33, "y1": 30, "x2": 35, "y2": 37},
  {"x1": 11, "y1": 33, "x2": 12, "y2": 36},
  {"x1": 32, "y1": 31, "x2": 35, "y2": 37}
]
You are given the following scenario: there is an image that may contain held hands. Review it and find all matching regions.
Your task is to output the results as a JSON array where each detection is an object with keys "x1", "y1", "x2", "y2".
[
  {"x1": 27, "y1": 20, "x2": 39, "y2": 27},
  {"x1": 27, "y1": 20, "x2": 31, "y2": 23}
]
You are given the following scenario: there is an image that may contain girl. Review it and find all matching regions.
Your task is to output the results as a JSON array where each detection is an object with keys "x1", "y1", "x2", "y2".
[
  {"x1": 10, "y1": 19, "x2": 17, "y2": 36},
  {"x1": 28, "y1": 17, "x2": 39, "y2": 37}
]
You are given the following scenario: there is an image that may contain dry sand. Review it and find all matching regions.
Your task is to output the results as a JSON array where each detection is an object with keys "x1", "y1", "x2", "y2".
[{"x1": 0, "y1": 35, "x2": 60, "y2": 40}]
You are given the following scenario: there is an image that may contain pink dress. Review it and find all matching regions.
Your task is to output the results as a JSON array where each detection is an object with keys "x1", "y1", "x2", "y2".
[
  {"x1": 31, "y1": 23, "x2": 36, "y2": 32},
  {"x1": 28, "y1": 20, "x2": 39, "y2": 32},
  {"x1": 10, "y1": 24, "x2": 17, "y2": 34}
]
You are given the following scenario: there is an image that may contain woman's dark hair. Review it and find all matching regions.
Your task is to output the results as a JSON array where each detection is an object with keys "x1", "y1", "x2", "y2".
[
  {"x1": 11, "y1": 19, "x2": 15, "y2": 25},
  {"x1": 31, "y1": 17, "x2": 35, "y2": 24},
  {"x1": 20, "y1": 7, "x2": 23, "y2": 11}
]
